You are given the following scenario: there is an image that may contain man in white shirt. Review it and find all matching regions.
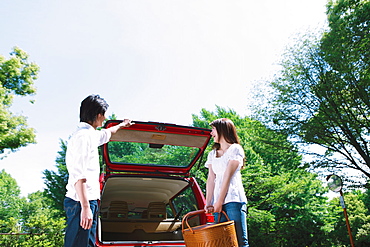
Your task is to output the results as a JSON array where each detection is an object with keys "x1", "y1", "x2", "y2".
[{"x1": 64, "y1": 95, "x2": 133, "y2": 247}]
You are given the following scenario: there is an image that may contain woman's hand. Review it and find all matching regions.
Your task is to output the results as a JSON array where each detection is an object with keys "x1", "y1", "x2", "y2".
[
  {"x1": 205, "y1": 205, "x2": 214, "y2": 213},
  {"x1": 213, "y1": 200, "x2": 223, "y2": 213}
]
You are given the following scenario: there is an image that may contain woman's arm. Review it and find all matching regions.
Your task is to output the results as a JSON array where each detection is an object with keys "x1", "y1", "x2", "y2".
[
  {"x1": 205, "y1": 164, "x2": 216, "y2": 213},
  {"x1": 213, "y1": 160, "x2": 239, "y2": 213}
]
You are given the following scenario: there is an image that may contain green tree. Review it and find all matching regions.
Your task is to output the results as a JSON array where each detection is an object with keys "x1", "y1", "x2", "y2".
[
  {"x1": 20, "y1": 191, "x2": 65, "y2": 246},
  {"x1": 0, "y1": 47, "x2": 39, "y2": 155},
  {"x1": 0, "y1": 170, "x2": 25, "y2": 226},
  {"x1": 0, "y1": 170, "x2": 24, "y2": 245},
  {"x1": 254, "y1": 0, "x2": 370, "y2": 184},
  {"x1": 0, "y1": 217, "x2": 20, "y2": 247},
  {"x1": 0, "y1": 172, "x2": 64, "y2": 246},
  {"x1": 327, "y1": 190, "x2": 370, "y2": 246},
  {"x1": 43, "y1": 139, "x2": 68, "y2": 218}
]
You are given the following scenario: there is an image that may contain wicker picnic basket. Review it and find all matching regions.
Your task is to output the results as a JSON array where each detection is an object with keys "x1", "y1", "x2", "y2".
[{"x1": 182, "y1": 209, "x2": 238, "y2": 247}]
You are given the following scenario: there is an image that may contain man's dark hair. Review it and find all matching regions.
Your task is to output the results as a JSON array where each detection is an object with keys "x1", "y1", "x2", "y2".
[{"x1": 80, "y1": 95, "x2": 109, "y2": 123}]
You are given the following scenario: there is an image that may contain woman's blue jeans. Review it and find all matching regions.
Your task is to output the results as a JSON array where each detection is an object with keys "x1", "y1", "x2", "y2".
[
  {"x1": 214, "y1": 202, "x2": 249, "y2": 247},
  {"x1": 64, "y1": 197, "x2": 98, "y2": 247}
]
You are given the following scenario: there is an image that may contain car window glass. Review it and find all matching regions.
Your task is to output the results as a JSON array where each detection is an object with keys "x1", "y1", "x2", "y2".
[
  {"x1": 107, "y1": 141, "x2": 200, "y2": 167},
  {"x1": 171, "y1": 186, "x2": 199, "y2": 220}
]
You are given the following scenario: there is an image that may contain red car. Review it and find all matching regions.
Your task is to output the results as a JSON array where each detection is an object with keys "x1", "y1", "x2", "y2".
[{"x1": 96, "y1": 120, "x2": 212, "y2": 246}]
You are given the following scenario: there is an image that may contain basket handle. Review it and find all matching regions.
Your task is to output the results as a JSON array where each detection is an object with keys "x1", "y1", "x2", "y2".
[{"x1": 181, "y1": 209, "x2": 230, "y2": 234}]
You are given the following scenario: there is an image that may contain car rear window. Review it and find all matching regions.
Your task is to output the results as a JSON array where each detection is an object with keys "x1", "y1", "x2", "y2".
[{"x1": 107, "y1": 141, "x2": 200, "y2": 167}]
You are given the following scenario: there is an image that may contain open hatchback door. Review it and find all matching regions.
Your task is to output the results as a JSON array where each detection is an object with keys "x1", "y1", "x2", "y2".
[
  {"x1": 97, "y1": 120, "x2": 212, "y2": 247},
  {"x1": 102, "y1": 120, "x2": 212, "y2": 176}
]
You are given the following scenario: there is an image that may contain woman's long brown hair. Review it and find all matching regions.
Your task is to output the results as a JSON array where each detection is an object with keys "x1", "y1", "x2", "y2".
[
  {"x1": 210, "y1": 118, "x2": 245, "y2": 167},
  {"x1": 210, "y1": 118, "x2": 240, "y2": 150}
]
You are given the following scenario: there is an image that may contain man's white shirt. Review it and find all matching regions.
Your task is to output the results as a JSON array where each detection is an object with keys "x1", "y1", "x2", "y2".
[{"x1": 65, "y1": 122, "x2": 111, "y2": 201}]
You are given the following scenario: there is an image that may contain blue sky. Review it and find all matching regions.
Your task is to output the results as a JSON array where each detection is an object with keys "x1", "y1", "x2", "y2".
[{"x1": 0, "y1": 0, "x2": 327, "y2": 196}]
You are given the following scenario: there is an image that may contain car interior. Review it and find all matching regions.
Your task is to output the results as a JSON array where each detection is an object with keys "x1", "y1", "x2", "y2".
[{"x1": 98, "y1": 176, "x2": 201, "y2": 242}]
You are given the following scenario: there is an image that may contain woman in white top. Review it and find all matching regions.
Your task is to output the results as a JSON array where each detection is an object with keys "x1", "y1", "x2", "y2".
[{"x1": 205, "y1": 118, "x2": 249, "y2": 247}]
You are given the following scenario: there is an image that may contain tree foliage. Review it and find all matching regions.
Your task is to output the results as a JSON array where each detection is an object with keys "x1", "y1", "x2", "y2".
[
  {"x1": 0, "y1": 171, "x2": 64, "y2": 246},
  {"x1": 43, "y1": 139, "x2": 68, "y2": 218},
  {"x1": 327, "y1": 191, "x2": 370, "y2": 246},
  {"x1": 254, "y1": 0, "x2": 370, "y2": 183},
  {"x1": 0, "y1": 47, "x2": 39, "y2": 155},
  {"x1": 0, "y1": 170, "x2": 25, "y2": 228},
  {"x1": 19, "y1": 191, "x2": 65, "y2": 246}
]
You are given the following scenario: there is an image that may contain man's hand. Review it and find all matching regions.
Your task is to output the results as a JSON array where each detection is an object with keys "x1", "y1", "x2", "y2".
[
  {"x1": 80, "y1": 206, "x2": 93, "y2": 230},
  {"x1": 75, "y1": 179, "x2": 93, "y2": 230},
  {"x1": 118, "y1": 119, "x2": 134, "y2": 128},
  {"x1": 108, "y1": 119, "x2": 134, "y2": 134}
]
